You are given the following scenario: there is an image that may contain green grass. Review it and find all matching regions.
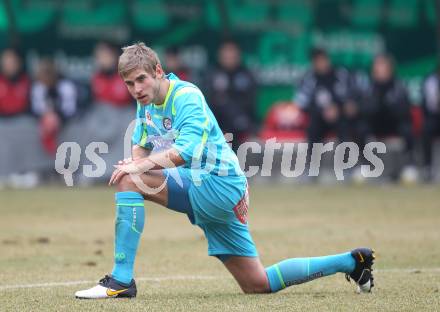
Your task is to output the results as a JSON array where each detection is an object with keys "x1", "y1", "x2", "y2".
[{"x1": 1, "y1": 185, "x2": 439, "y2": 311}]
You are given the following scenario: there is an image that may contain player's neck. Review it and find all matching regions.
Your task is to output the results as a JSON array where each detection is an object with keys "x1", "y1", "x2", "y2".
[{"x1": 154, "y1": 78, "x2": 170, "y2": 106}]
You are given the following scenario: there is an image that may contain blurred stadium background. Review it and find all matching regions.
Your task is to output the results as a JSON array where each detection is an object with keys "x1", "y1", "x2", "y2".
[
  {"x1": 0, "y1": 0, "x2": 439, "y2": 186},
  {"x1": 1, "y1": 1, "x2": 440, "y2": 311}
]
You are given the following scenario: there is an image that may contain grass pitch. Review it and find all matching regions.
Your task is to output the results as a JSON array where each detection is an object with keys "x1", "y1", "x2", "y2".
[{"x1": 0, "y1": 184, "x2": 439, "y2": 311}]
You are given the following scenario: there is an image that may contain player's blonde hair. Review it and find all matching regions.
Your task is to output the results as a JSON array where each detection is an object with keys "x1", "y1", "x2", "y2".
[{"x1": 118, "y1": 42, "x2": 161, "y2": 78}]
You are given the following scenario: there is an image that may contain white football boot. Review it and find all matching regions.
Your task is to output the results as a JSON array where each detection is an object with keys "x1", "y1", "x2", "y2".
[{"x1": 75, "y1": 275, "x2": 137, "y2": 299}]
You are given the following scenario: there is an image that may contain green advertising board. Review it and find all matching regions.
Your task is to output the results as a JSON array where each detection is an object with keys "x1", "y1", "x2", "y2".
[{"x1": 0, "y1": 0, "x2": 437, "y2": 119}]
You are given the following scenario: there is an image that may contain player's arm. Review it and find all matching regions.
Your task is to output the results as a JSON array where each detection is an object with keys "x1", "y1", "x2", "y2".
[
  {"x1": 132, "y1": 147, "x2": 184, "y2": 171},
  {"x1": 109, "y1": 102, "x2": 156, "y2": 184},
  {"x1": 109, "y1": 147, "x2": 184, "y2": 185},
  {"x1": 127, "y1": 147, "x2": 184, "y2": 171},
  {"x1": 139, "y1": 90, "x2": 210, "y2": 169},
  {"x1": 110, "y1": 90, "x2": 210, "y2": 184}
]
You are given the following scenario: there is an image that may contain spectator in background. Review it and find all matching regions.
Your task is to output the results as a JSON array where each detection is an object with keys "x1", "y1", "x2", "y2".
[
  {"x1": 0, "y1": 48, "x2": 30, "y2": 117},
  {"x1": 295, "y1": 48, "x2": 359, "y2": 144},
  {"x1": 0, "y1": 49, "x2": 50, "y2": 188},
  {"x1": 295, "y1": 48, "x2": 360, "y2": 169},
  {"x1": 358, "y1": 54, "x2": 416, "y2": 181},
  {"x1": 92, "y1": 41, "x2": 132, "y2": 107},
  {"x1": 205, "y1": 39, "x2": 257, "y2": 152},
  {"x1": 421, "y1": 66, "x2": 440, "y2": 181},
  {"x1": 31, "y1": 58, "x2": 78, "y2": 155},
  {"x1": 72, "y1": 41, "x2": 136, "y2": 184},
  {"x1": 164, "y1": 46, "x2": 190, "y2": 81}
]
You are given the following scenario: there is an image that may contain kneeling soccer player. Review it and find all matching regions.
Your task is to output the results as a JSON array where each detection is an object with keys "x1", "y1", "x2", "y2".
[{"x1": 75, "y1": 43, "x2": 375, "y2": 299}]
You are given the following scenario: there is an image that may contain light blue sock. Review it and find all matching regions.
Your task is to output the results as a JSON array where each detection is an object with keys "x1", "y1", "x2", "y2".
[
  {"x1": 265, "y1": 252, "x2": 355, "y2": 292},
  {"x1": 111, "y1": 191, "x2": 145, "y2": 285}
]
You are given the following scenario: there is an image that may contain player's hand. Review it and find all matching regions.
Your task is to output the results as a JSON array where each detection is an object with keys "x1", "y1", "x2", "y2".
[
  {"x1": 118, "y1": 158, "x2": 133, "y2": 166},
  {"x1": 109, "y1": 165, "x2": 135, "y2": 186},
  {"x1": 109, "y1": 159, "x2": 147, "y2": 185},
  {"x1": 109, "y1": 167, "x2": 127, "y2": 186},
  {"x1": 109, "y1": 158, "x2": 136, "y2": 185}
]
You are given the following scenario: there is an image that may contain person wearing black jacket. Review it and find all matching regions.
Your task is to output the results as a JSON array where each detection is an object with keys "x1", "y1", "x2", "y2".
[
  {"x1": 421, "y1": 68, "x2": 440, "y2": 181},
  {"x1": 358, "y1": 54, "x2": 416, "y2": 180},
  {"x1": 295, "y1": 48, "x2": 362, "y2": 179},
  {"x1": 295, "y1": 48, "x2": 359, "y2": 146},
  {"x1": 205, "y1": 40, "x2": 257, "y2": 152}
]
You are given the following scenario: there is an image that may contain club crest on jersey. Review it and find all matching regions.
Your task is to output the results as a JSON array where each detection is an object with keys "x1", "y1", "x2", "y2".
[
  {"x1": 163, "y1": 117, "x2": 172, "y2": 130},
  {"x1": 146, "y1": 112, "x2": 152, "y2": 121}
]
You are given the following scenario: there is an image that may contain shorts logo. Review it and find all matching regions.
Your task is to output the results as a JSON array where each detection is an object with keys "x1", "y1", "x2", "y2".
[
  {"x1": 233, "y1": 186, "x2": 249, "y2": 224},
  {"x1": 163, "y1": 117, "x2": 172, "y2": 130}
]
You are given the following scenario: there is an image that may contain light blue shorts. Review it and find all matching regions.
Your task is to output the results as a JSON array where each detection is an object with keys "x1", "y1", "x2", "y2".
[{"x1": 163, "y1": 167, "x2": 258, "y2": 260}]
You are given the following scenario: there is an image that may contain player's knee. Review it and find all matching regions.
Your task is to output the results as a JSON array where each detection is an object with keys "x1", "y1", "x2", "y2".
[
  {"x1": 241, "y1": 277, "x2": 270, "y2": 294},
  {"x1": 117, "y1": 174, "x2": 140, "y2": 193}
]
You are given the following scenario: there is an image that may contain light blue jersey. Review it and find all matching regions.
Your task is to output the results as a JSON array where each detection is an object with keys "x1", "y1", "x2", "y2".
[
  {"x1": 132, "y1": 73, "x2": 256, "y2": 259},
  {"x1": 132, "y1": 73, "x2": 244, "y2": 181}
]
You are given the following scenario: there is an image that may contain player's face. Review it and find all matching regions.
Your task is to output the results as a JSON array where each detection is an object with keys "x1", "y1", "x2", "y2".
[{"x1": 123, "y1": 67, "x2": 162, "y2": 105}]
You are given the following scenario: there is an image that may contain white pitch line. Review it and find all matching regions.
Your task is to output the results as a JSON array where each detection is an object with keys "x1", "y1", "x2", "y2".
[
  {"x1": 137, "y1": 275, "x2": 222, "y2": 282},
  {"x1": 376, "y1": 268, "x2": 440, "y2": 273},
  {"x1": 0, "y1": 275, "x2": 224, "y2": 291},
  {"x1": 1, "y1": 268, "x2": 440, "y2": 291}
]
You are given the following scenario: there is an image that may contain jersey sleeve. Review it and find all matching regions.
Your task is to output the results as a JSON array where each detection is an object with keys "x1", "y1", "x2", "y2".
[
  {"x1": 132, "y1": 102, "x2": 153, "y2": 150},
  {"x1": 171, "y1": 90, "x2": 213, "y2": 164}
]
